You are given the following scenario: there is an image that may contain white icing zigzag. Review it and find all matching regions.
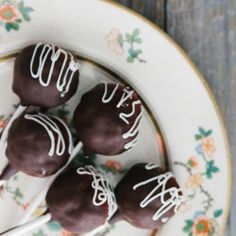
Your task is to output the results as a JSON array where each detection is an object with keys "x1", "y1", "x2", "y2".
[
  {"x1": 24, "y1": 113, "x2": 73, "y2": 156},
  {"x1": 30, "y1": 43, "x2": 79, "y2": 97},
  {"x1": 102, "y1": 82, "x2": 143, "y2": 150},
  {"x1": 133, "y1": 163, "x2": 184, "y2": 223},
  {"x1": 77, "y1": 165, "x2": 117, "y2": 221},
  {"x1": 145, "y1": 163, "x2": 159, "y2": 170}
]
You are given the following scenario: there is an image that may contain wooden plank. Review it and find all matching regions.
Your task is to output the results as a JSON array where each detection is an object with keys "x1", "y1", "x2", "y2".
[
  {"x1": 166, "y1": 1, "x2": 236, "y2": 235},
  {"x1": 112, "y1": 0, "x2": 166, "y2": 28}
]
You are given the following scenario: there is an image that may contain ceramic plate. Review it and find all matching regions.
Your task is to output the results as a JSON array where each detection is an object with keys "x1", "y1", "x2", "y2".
[{"x1": 0, "y1": 1, "x2": 231, "y2": 236}]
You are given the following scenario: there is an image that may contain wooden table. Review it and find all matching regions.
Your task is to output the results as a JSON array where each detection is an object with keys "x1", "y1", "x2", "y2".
[{"x1": 113, "y1": 0, "x2": 235, "y2": 235}]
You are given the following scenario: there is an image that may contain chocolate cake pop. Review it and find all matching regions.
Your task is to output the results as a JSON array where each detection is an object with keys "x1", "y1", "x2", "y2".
[
  {"x1": 0, "y1": 43, "x2": 79, "y2": 163},
  {"x1": 1, "y1": 166, "x2": 117, "y2": 236},
  {"x1": 1, "y1": 112, "x2": 73, "y2": 179},
  {"x1": 111, "y1": 163, "x2": 184, "y2": 229},
  {"x1": 46, "y1": 165, "x2": 117, "y2": 234},
  {"x1": 73, "y1": 82, "x2": 143, "y2": 156},
  {"x1": 13, "y1": 43, "x2": 80, "y2": 108}
]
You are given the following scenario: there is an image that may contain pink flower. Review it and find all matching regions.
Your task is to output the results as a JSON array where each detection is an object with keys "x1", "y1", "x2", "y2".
[
  {"x1": 188, "y1": 156, "x2": 199, "y2": 169},
  {"x1": 178, "y1": 202, "x2": 192, "y2": 213},
  {"x1": 106, "y1": 160, "x2": 123, "y2": 172},
  {"x1": 61, "y1": 229, "x2": 76, "y2": 236},
  {"x1": 23, "y1": 202, "x2": 30, "y2": 210},
  {"x1": 0, "y1": 4, "x2": 20, "y2": 23},
  {"x1": 106, "y1": 28, "x2": 124, "y2": 55},
  {"x1": 0, "y1": 119, "x2": 6, "y2": 133},
  {"x1": 193, "y1": 216, "x2": 212, "y2": 236},
  {"x1": 186, "y1": 173, "x2": 203, "y2": 189},
  {"x1": 201, "y1": 137, "x2": 215, "y2": 157},
  {"x1": 0, "y1": 119, "x2": 5, "y2": 129}
]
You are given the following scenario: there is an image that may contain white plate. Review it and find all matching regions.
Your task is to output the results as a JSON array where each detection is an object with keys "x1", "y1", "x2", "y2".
[{"x1": 0, "y1": 1, "x2": 231, "y2": 236}]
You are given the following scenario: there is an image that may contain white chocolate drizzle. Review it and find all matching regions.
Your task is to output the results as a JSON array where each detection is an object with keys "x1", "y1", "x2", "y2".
[
  {"x1": 24, "y1": 113, "x2": 73, "y2": 156},
  {"x1": 119, "y1": 100, "x2": 141, "y2": 125},
  {"x1": 102, "y1": 83, "x2": 119, "y2": 103},
  {"x1": 30, "y1": 43, "x2": 79, "y2": 97},
  {"x1": 133, "y1": 166, "x2": 184, "y2": 223},
  {"x1": 77, "y1": 166, "x2": 117, "y2": 221},
  {"x1": 122, "y1": 107, "x2": 143, "y2": 150},
  {"x1": 145, "y1": 163, "x2": 159, "y2": 170},
  {"x1": 116, "y1": 88, "x2": 134, "y2": 109},
  {"x1": 102, "y1": 82, "x2": 143, "y2": 150}
]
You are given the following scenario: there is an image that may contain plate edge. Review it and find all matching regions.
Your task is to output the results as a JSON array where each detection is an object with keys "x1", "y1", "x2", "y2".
[{"x1": 101, "y1": 1, "x2": 232, "y2": 236}]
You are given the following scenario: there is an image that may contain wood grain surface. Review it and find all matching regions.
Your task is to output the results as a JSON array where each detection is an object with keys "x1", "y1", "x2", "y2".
[{"x1": 113, "y1": 0, "x2": 235, "y2": 235}]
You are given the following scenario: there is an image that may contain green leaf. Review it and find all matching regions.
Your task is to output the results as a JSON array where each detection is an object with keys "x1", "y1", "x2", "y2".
[
  {"x1": 16, "y1": 19, "x2": 22, "y2": 23},
  {"x1": 13, "y1": 175, "x2": 18, "y2": 181},
  {"x1": 205, "y1": 130, "x2": 212, "y2": 137},
  {"x1": 183, "y1": 220, "x2": 193, "y2": 233},
  {"x1": 70, "y1": 153, "x2": 97, "y2": 167},
  {"x1": 214, "y1": 209, "x2": 223, "y2": 218},
  {"x1": 15, "y1": 188, "x2": 23, "y2": 198},
  {"x1": 211, "y1": 166, "x2": 220, "y2": 173},
  {"x1": 22, "y1": 7, "x2": 34, "y2": 14},
  {"x1": 206, "y1": 160, "x2": 219, "y2": 178},
  {"x1": 9, "y1": 22, "x2": 19, "y2": 30},
  {"x1": 133, "y1": 37, "x2": 142, "y2": 43},
  {"x1": 208, "y1": 160, "x2": 214, "y2": 167},
  {"x1": 127, "y1": 56, "x2": 135, "y2": 63},
  {"x1": 188, "y1": 233, "x2": 193, "y2": 236},
  {"x1": 195, "y1": 134, "x2": 202, "y2": 140},
  {"x1": 199, "y1": 127, "x2": 206, "y2": 136},
  {"x1": 117, "y1": 34, "x2": 124, "y2": 46},
  {"x1": 23, "y1": 13, "x2": 31, "y2": 21},
  {"x1": 125, "y1": 33, "x2": 132, "y2": 42},
  {"x1": 136, "y1": 49, "x2": 143, "y2": 54},
  {"x1": 206, "y1": 169, "x2": 212, "y2": 179},
  {"x1": 47, "y1": 221, "x2": 61, "y2": 231},
  {"x1": 5, "y1": 23, "x2": 12, "y2": 32},
  {"x1": 132, "y1": 28, "x2": 140, "y2": 37},
  {"x1": 128, "y1": 48, "x2": 140, "y2": 57},
  {"x1": 32, "y1": 230, "x2": 46, "y2": 236},
  {"x1": 57, "y1": 109, "x2": 70, "y2": 117},
  {"x1": 18, "y1": 1, "x2": 24, "y2": 10}
]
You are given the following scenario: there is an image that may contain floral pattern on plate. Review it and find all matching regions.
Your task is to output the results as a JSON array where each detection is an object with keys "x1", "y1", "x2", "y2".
[
  {"x1": 0, "y1": 175, "x2": 27, "y2": 209},
  {"x1": 106, "y1": 28, "x2": 146, "y2": 63},
  {"x1": 0, "y1": 0, "x2": 33, "y2": 32},
  {"x1": 174, "y1": 127, "x2": 223, "y2": 236}
]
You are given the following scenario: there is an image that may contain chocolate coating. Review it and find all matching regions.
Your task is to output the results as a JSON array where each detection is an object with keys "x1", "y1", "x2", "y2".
[
  {"x1": 73, "y1": 83, "x2": 143, "y2": 156},
  {"x1": 13, "y1": 44, "x2": 79, "y2": 108},
  {"x1": 46, "y1": 168, "x2": 109, "y2": 234},
  {"x1": 6, "y1": 113, "x2": 71, "y2": 177},
  {"x1": 113, "y1": 163, "x2": 183, "y2": 229}
]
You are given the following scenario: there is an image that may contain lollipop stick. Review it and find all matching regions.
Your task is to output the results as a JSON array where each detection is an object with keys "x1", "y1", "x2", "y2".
[
  {"x1": 0, "y1": 105, "x2": 26, "y2": 146},
  {"x1": 0, "y1": 105, "x2": 26, "y2": 187},
  {"x1": 0, "y1": 213, "x2": 51, "y2": 236},
  {"x1": 17, "y1": 142, "x2": 83, "y2": 226}
]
